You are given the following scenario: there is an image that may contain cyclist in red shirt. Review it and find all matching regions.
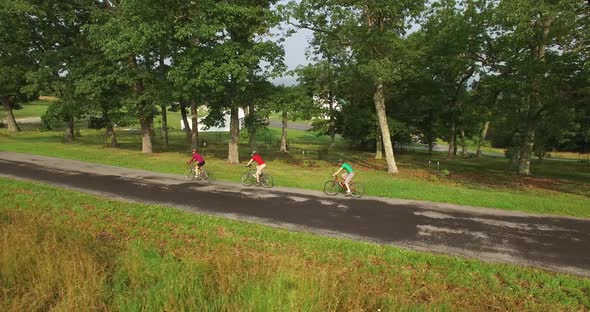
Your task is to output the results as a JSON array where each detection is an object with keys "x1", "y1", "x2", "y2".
[
  {"x1": 187, "y1": 149, "x2": 205, "y2": 175},
  {"x1": 246, "y1": 151, "x2": 266, "y2": 185}
]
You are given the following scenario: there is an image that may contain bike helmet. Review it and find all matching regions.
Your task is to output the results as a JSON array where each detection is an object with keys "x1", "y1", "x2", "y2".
[{"x1": 251, "y1": 150, "x2": 257, "y2": 155}]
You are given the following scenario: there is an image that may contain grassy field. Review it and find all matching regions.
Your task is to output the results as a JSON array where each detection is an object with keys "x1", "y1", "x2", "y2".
[
  {"x1": 1, "y1": 177, "x2": 589, "y2": 311},
  {"x1": 434, "y1": 138, "x2": 588, "y2": 161},
  {"x1": 0, "y1": 99, "x2": 51, "y2": 121}
]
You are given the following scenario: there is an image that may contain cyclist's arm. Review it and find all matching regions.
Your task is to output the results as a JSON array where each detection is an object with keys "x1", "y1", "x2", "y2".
[
  {"x1": 333, "y1": 167, "x2": 343, "y2": 176},
  {"x1": 246, "y1": 159, "x2": 253, "y2": 166}
]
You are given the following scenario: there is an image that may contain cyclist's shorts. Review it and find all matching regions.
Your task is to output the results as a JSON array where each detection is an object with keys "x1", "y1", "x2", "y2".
[
  {"x1": 256, "y1": 163, "x2": 266, "y2": 175},
  {"x1": 197, "y1": 161, "x2": 205, "y2": 167},
  {"x1": 344, "y1": 172, "x2": 355, "y2": 184}
]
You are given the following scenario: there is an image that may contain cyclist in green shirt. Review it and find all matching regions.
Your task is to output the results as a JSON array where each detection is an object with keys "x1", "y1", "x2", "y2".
[{"x1": 333, "y1": 159, "x2": 355, "y2": 196}]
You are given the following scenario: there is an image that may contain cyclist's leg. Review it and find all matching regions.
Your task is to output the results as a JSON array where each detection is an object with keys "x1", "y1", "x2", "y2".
[
  {"x1": 344, "y1": 172, "x2": 354, "y2": 193},
  {"x1": 256, "y1": 163, "x2": 266, "y2": 183}
]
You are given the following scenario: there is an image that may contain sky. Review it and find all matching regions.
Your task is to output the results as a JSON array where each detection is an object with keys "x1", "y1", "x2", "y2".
[{"x1": 270, "y1": 0, "x2": 312, "y2": 86}]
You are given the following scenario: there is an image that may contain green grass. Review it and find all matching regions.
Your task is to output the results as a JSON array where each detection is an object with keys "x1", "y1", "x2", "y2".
[
  {"x1": 434, "y1": 138, "x2": 588, "y2": 161},
  {"x1": 1, "y1": 124, "x2": 589, "y2": 218},
  {"x1": 1, "y1": 177, "x2": 589, "y2": 311},
  {"x1": 0, "y1": 99, "x2": 51, "y2": 121}
]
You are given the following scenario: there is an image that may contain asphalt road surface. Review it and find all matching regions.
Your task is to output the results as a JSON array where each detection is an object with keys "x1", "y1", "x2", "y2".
[{"x1": 1, "y1": 151, "x2": 589, "y2": 277}]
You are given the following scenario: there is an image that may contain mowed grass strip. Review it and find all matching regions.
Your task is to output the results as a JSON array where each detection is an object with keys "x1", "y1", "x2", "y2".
[
  {"x1": 1, "y1": 177, "x2": 589, "y2": 311},
  {"x1": 1, "y1": 126, "x2": 589, "y2": 218}
]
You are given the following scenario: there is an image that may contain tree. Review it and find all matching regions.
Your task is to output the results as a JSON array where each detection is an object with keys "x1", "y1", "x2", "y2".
[
  {"x1": 488, "y1": 0, "x2": 587, "y2": 175},
  {"x1": 89, "y1": 0, "x2": 179, "y2": 153},
  {"x1": 74, "y1": 52, "x2": 130, "y2": 147},
  {"x1": 268, "y1": 85, "x2": 315, "y2": 152},
  {"x1": 418, "y1": 0, "x2": 486, "y2": 158},
  {"x1": 0, "y1": 0, "x2": 39, "y2": 132},
  {"x1": 195, "y1": 0, "x2": 284, "y2": 163},
  {"x1": 25, "y1": 0, "x2": 97, "y2": 142},
  {"x1": 294, "y1": 0, "x2": 425, "y2": 174}
]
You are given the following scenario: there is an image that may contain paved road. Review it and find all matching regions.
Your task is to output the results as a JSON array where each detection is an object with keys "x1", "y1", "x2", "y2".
[
  {"x1": 267, "y1": 120, "x2": 312, "y2": 131},
  {"x1": 1, "y1": 151, "x2": 589, "y2": 277}
]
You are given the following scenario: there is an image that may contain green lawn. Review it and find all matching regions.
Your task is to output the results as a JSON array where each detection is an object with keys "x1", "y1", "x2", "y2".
[
  {"x1": 434, "y1": 138, "x2": 588, "y2": 161},
  {"x1": 1, "y1": 124, "x2": 589, "y2": 218},
  {"x1": 0, "y1": 99, "x2": 51, "y2": 120},
  {"x1": 1, "y1": 177, "x2": 588, "y2": 311}
]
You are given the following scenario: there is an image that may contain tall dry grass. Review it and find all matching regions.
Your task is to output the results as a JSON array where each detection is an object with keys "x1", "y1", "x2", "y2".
[
  {"x1": 1, "y1": 179, "x2": 589, "y2": 311},
  {"x1": 0, "y1": 213, "x2": 109, "y2": 311}
]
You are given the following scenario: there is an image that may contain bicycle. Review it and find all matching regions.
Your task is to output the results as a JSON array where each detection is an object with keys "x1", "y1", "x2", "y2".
[
  {"x1": 323, "y1": 174, "x2": 364, "y2": 198},
  {"x1": 184, "y1": 163, "x2": 215, "y2": 183},
  {"x1": 241, "y1": 164, "x2": 274, "y2": 188}
]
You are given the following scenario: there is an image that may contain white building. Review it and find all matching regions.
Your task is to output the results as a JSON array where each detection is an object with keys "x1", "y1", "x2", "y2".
[{"x1": 180, "y1": 108, "x2": 245, "y2": 132}]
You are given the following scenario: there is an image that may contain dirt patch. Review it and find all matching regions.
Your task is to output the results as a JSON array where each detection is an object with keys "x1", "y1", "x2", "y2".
[{"x1": 451, "y1": 172, "x2": 589, "y2": 197}]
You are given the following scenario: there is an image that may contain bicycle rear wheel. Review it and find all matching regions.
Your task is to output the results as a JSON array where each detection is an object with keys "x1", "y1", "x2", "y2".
[
  {"x1": 184, "y1": 165, "x2": 196, "y2": 181},
  {"x1": 323, "y1": 180, "x2": 340, "y2": 196},
  {"x1": 350, "y1": 182, "x2": 364, "y2": 198},
  {"x1": 200, "y1": 169, "x2": 215, "y2": 183},
  {"x1": 241, "y1": 172, "x2": 254, "y2": 186},
  {"x1": 261, "y1": 174, "x2": 274, "y2": 188}
]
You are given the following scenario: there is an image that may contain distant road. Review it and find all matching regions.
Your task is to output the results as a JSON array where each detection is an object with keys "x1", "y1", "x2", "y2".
[
  {"x1": 10, "y1": 117, "x2": 42, "y2": 124},
  {"x1": 267, "y1": 120, "x2": 312, "y2": 131},
  {"x1": 1, "y1": 151, "x2": 589, "y2": 277}
]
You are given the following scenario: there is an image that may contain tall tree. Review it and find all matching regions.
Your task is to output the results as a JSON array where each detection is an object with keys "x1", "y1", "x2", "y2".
[
  {"x1": 489, "y1": 0, "x2": 587, "y2": 175},
  {"x1": 294, "y1": 0, "x2": 425, "y2": 174},
  {"x1": 199, "y1": 0, "x2": 284, "y2": 163},
  {"x1": 0, "y1": 0, "x2": 38, "y2": 132},
  {"x1": 268, "y1": 85, "x2": 315, "y2": 152},
  {"x1": 89, "y1": 0, "x2": 178, "y2": 153}
]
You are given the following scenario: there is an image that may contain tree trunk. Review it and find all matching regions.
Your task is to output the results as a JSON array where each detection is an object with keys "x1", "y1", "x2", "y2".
[
  {"x1": 375, "y1": 130, "x2": 383, "y2": 159},
  {"x1": 328, "y1": 91, "x2": 336, "y2": 147},
  {"x1": 453, "y1": 132, "x2": 458, "y2": 156},
  {"x1": 160, "y1": 105, "x2": 168, "y2": 150},
  {"x1": 158, "y1": 56, "x2": 168, "y2": 150},
  {"x1": 428, "y1": 141, "x2": 434, "y2": 155},
  {"x1": 190, "y1": 99, "x2": 199, "y2": 150},
  {"x1": 64, "y1": 116, "x2": 75, "y2": 143},
  {"x1": 475, "y1": 121, "x2": 490, "y2": 157},
  {"x1": 1, "y1": 97, "x2": 20, "y2": 132},
  {"x1": 228, "y1": 107, "x2": 239, "y2": 163},
  {"x1": 248, "y1": 103, "x2": 257, "y2": 151},
  {"x1": 373, "y1": 81, "x2": 398, "y2": 174},
  {"x1": 129, "y1": 55, "x2": 152, "y2": 153},
  {"x1": 517, "y1": 122, "x2": 536, "y2": 175},
  {"x1": 280, "y1": 110, "x2": 288, "y2": 152},
  {"x1": 105, "y1": 123, "x2": 118, "y2": 147},
  {"x1": 447, "y1": 116, "x2": 455, "y2": 158},
  {"x1": 180, "y1": 100, "x2": 191, "y2": 140},
  {"x1": 140, "y1": 115, "x2": 153, "y2": 153},
  {"x1": 460, "y1": 128, "x2": 466, "y2": 157},
  {"x1": 102, "y1": 108, "x2": 118, "y2": 147}
]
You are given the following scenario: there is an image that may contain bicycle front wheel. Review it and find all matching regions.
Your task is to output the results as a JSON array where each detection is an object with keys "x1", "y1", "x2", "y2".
[
  {"x1": 350, "y1": 182, "x2": 364, "y2": 198},
  {"x1": 241, "y1": 172, "x2": 254, "y2": 186},
  {"x1": 323, "y1": 180, "x2": 340, "y2": 196},
  {"x1": 261, "y1": 174, "x2": 274, "y2": 188},
  {"x1": 184, "y1": 165, "x2": 196, "y2": 181},
  {"x1": 201, "y1": 169, "x2": 215, "y2": 183}
]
